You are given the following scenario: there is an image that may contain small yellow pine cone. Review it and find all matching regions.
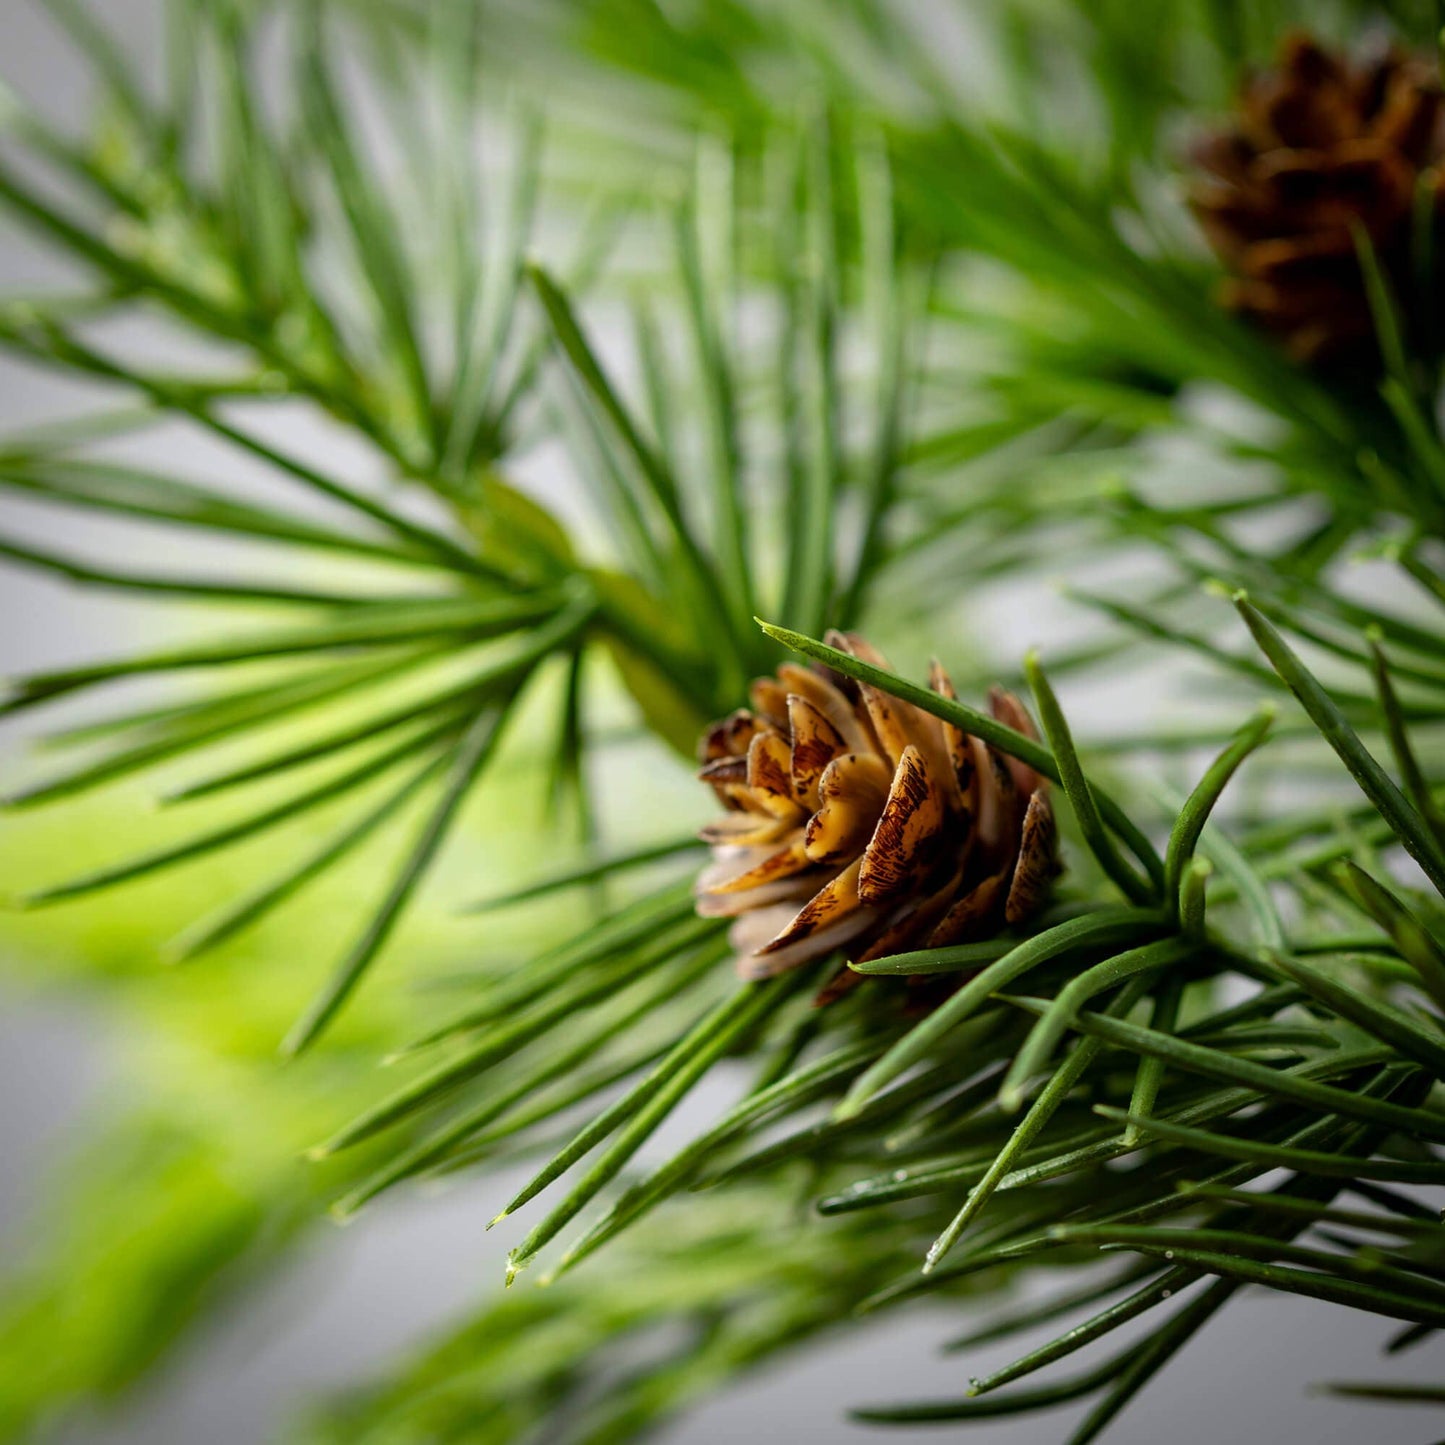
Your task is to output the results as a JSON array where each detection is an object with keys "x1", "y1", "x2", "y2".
[{"x1": 693, "y1": 632, "x2": 1059, "y2": 988}]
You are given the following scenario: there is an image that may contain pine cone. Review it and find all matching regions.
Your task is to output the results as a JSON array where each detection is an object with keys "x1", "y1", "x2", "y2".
[
  {"x1": 1189, "y1": 31, "x2": 1445, "y2": 364},
  {"x1": 694, "y1": 633, "x2": 1058, "y2": 988}
]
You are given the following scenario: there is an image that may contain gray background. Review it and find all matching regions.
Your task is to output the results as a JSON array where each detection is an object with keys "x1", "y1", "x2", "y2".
[{"x1": 0, "y1": 3, "x2": 1439, "y2": 1441}]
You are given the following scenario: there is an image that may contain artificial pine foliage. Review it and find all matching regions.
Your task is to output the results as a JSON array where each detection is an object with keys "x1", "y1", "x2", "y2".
[{"x1": 1, "y1": 1, "x2": 1444, "y2": 1441}]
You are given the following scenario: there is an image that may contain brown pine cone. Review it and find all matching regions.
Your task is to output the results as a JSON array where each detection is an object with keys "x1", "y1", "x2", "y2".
[
  {"x1": 693, "y1": 633, "x2": 1058, "y2": 989},
  {"x1": 1189, "y1": 31, "x2": 1445, "y2": 364}
]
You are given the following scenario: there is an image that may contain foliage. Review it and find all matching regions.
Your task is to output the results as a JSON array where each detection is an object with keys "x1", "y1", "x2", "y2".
[{"x1": 2, "y1": 0, "x2": 1445, "y2": 1441}]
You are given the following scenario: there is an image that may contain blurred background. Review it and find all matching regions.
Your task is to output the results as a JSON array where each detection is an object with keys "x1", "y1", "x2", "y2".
[{"x1": 0, "y1": 3, "x2": 1438, "y2": 1441}]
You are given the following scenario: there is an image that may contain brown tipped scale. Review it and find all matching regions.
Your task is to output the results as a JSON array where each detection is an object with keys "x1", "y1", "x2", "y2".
[
  {"x1": 1188, "y1": 31, "x2": 1445, "y2": 365},
  {"x1": 693, "y1": 634, "x2": 1060, "y2": 988}
]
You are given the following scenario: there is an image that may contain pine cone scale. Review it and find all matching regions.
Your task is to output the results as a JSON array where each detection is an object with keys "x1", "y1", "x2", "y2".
[
  {"x1": 857, "y1": 745, "x2": 946, "y2": 906},
  {"x1": 805, "y1": 751, "x2": 892, "y2": 863},
  {"x1": 1006, "y1": 791, "x2": 1059, "y2": 925},
  {"x1": 787, "y1": 695, "x2": 849, "y2": 806}
]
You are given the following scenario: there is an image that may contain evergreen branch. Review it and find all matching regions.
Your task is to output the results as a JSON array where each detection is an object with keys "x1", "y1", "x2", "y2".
[
  {"x1": 1235, "y1": 591, "x2": 1445, "y2": 897},
  {"x1": 282, "y1": 703, "x2": 514, "y2": 1054}
]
